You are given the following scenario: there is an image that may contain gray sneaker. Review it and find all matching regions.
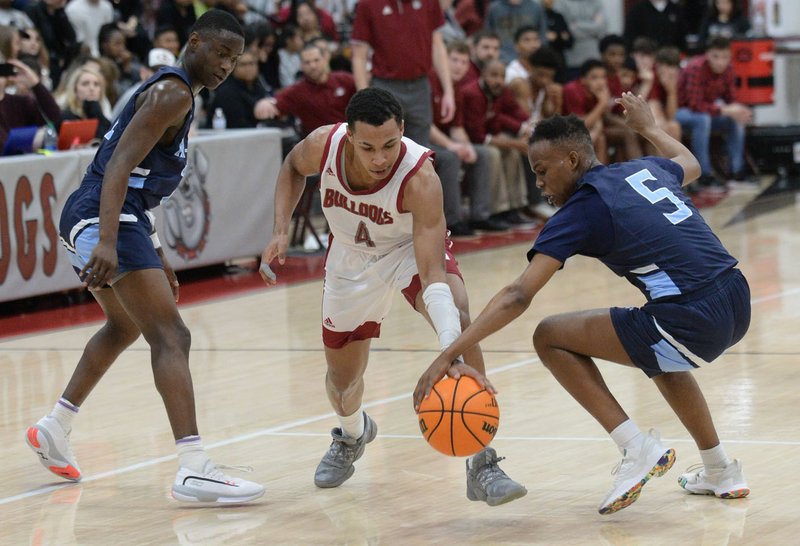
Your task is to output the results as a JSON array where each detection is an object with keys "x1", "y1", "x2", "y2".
[
  {"x1": 314, "y1": 413, "x2": 377, "y2": 488},
  {"x1": 466, "y1": 447, "x2": 527, "y2": 506}
]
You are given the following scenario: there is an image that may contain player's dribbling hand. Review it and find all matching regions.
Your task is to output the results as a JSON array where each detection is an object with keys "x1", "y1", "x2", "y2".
[
  {"x1": 413, "y1": 355, "x2": 496, "y2": 412},
  {"x1": 258, "y1": 234, "x2": 288, "y2": 286},
  {"x1": 617, "y1": 91, "x2": 656, "y2": 133},
  {"x1": 80, "y1": 240, "x2": 118, "y2": 289}
]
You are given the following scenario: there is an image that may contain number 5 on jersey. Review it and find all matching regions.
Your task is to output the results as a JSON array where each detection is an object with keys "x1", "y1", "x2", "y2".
[
  {"x1": 625, "y1": 168, "x2": 692, "y2": 225},
  {"x1": 355, "y1": 221, "x2": 376, "y2": 247}
]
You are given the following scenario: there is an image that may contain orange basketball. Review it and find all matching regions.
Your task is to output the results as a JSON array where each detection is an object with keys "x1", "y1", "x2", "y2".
[{"x1": 417, "y1": 376, "x2": 500, "y2": 457}]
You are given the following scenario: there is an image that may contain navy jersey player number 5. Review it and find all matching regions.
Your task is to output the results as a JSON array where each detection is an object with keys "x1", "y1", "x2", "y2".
[{"x1": 624, "y1": 169, "x2": 692, "y2": 226}]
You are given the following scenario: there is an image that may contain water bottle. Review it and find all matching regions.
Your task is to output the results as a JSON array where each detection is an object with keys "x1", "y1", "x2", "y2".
[
  {"x1": 42, "y1": 123, "x2": 58, "y2": 151},
  {"x1": 212, "y1": 108, "x2": 227, "y2": 131}
]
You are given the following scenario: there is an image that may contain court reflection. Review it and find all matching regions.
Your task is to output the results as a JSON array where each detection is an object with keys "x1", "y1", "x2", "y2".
[
  {"x1": 28, "y1": 486, "x2": 82, "y2": 546},
  {"x1": 171, "y1": 507, "x2": 268, "y2": 545},
  {"x1": 599, "y1": 498, "x2": 749, "y2": 546}
]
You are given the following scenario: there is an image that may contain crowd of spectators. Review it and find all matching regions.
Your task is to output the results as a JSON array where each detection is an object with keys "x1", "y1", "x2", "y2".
[{"x1": 0, "y1": 0, "x2": 765, "y2": 236}]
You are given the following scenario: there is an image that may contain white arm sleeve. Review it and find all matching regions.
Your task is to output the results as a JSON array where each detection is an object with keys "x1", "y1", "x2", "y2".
[{"x1": 422, "y1": 282, "x2": 462, "y2": 356}]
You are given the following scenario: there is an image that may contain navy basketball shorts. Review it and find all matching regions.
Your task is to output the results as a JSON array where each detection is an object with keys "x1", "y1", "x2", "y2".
[
  {"x1": 59, "y1": 182, "x2": 161, "y2": 284},
  {"x1": 610, "y1": 269, "x2": 751, "y2": 378}
]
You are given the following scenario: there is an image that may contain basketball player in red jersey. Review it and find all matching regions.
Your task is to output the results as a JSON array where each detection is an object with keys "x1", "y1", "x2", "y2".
[{"x1": 260, "y1": 88, "x2": 527, "y2": 505}]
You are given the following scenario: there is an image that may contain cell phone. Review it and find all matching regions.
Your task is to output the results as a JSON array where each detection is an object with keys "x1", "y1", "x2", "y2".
[{"x1": 0, "y1": 63, "x2": 17, "y2": 77}]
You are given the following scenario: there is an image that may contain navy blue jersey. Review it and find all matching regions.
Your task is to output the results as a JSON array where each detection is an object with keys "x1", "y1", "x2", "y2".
[
  {"x1": 83, "y1": 66, "x2": 194, "y2": 209},
  {"x1": 530, "y1": 156, "x2": 738, "y2": 302}
]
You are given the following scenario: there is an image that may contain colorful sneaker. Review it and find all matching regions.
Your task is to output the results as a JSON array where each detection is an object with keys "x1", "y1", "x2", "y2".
[
  {"x1": 598, "y1": 429, "x2": 676, "y2": 515},
  {"x1": 466, "y1": 447, "x2": 527, "y2": 506},
  {"x1": 314, "y1": 412, "x2": 377, "y2": 488},
  {"x1": 678, "y1": 459, "x2": 750, "y2": 499},
  {"x1": 26, "y1": 416, "x2": 81, "y2": 481},
  {"x1": 172, "y1": 461, "x2": 265, "y2": 503}
]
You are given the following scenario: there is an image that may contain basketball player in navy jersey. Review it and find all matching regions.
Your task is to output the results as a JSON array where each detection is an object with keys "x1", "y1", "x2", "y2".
[
  {"x1": 260, "y1": 88, "x2": 527, "y2": 506},
  {"x1": 25, "y1": 10, "x2": 264, "y2": 503},
  {"x1": 415, "y1": 92, "x2": 751, "y2": 514}
]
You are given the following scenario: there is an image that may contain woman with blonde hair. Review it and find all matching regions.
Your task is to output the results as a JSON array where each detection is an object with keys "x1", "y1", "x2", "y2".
[{"x1": 59, "y1": 65, "x2": 111, "y2": 143}]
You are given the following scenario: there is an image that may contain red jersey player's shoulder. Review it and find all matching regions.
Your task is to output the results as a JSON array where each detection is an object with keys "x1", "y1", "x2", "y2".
[
  {"x1": 305, "y1": 123, "x2": 340, "y2": 152},
  {"x1": 398, "y1": 156, "x2": 441, "y2": 214},
  {"x1": 292, "y1": 123, "x2": 342, "y2": 175}
]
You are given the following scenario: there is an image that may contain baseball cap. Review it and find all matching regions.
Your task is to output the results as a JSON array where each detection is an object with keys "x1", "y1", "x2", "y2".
[{"x1": 148, "y1": 48, "x2": 176, "y2": 69}]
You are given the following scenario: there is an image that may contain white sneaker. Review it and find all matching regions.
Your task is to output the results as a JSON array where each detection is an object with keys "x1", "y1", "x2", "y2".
[
  {"x1": 26, "y1": 416, "x2": 82, "y2": 481},
  {"x1": 172, "y1": 461, "x2": 265, "y2": 504},
  {"x1": 678, "y1": 459, "x2": 750, "y2": 499},
  {"x1": 598, "y1": 429, "x2": 676, "y2": 515}
]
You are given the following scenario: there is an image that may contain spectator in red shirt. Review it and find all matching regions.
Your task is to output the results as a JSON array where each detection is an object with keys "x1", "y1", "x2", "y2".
[
  {"x1": 645, "y1": 46, "x2": 681, "y2": 149},
  {"x1": 631, "y1": 36, "x2": 659, "y2": 103},
  {"x1": 454, "y1": 0, "x2": 489, "y2": 36},
  {"x1": 562, "y1": 59, "x2": 609, "y2": 163},
  {"x1": 462, "y1": 58, "x2": 538, "y2": 225},
  {"x1": 460, "y1": 29, "x2": 501, "y2": 88},
  {"x1": 676, "y1": 36, "x2": 751, "y2": 184},
  {"x1": 276, "y1": 0, "x2": 339, "y2": 41},
  {"x1": 597, "y1": 34, "x2": 642, "y2": 161},
  {"x1": 429, "y1": 40, "x2": 508, "y2": 236},
  {"x1": 255, "y1": 42, "x2": 355, "y2": 135},
  {"x1": 350, "y1": 0, "x2": 454, "y2": 147},
  {"x1": 599, "y1": 34, "x2": 626, "y2": 99}
]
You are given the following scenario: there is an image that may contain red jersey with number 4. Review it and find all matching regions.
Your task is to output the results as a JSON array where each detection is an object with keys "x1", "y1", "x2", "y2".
[{"x1": 319, "y1": 123, "x2": 433, "y2": 255}]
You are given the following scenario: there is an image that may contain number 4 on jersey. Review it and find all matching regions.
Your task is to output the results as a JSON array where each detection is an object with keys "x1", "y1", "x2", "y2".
[{"x1": 355, "y1": 221, "x2": 376, "y2": 247}]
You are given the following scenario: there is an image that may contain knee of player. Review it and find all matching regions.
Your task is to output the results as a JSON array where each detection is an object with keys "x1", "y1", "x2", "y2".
[
  {"x1": 103, "y1": 320, "x2": 141, "y2": 348},
  {"x1": 146, "y1": 321, "x2": 192, "y2": 355},
  {"x1": 325, "y1": 368, "x2": 361, "y2": 393},
  {"x1": 532, "y1": 317, "x2": 557, "y2": 355}
]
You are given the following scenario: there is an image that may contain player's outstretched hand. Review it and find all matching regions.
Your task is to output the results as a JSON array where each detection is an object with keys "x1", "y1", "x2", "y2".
[
  {"x1": 79, "y1": 240, "x2": 118, "y2": 289},
  {"x1": 413, "y1": 356, "x2": 496, "y2": 412},
  {"x1": 617, "y1": 91, "x2": 656, "y2": 134},
  {"x1": 259, "y1": 233, "x2": 288, "y2": 286}
]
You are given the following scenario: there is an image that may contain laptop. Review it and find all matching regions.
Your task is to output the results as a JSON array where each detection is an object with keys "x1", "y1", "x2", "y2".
[
  {"x1": 58, "y1": 119, "x2": 99, "y2": 151},
  {"x1": 2, "y1": 126, "x2": 38, "y2": 156}
]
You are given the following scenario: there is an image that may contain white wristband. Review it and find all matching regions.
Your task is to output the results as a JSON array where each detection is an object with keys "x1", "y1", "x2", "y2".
[
  {"x1": 422, "y1": 282, "x2": 461, "y2": 351},
  {"x1": 150, "y1": 232, "x2": 161, "y2": 249}
]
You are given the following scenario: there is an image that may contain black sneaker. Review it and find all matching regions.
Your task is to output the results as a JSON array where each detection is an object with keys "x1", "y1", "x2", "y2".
[
  {"x1": 497, "y1": 210, "x2": 537, "y2": 226},
  {"x1": 469, "y1": 218, "x2": 509, "y2": 232},
  {"x1": 731, "y1": 171, "x2": 758, "y2": 184},
  {"x1": 697, "y1": 174, "x2": 723, "y2": 187},
  {"x1": 448, "y1": 222, "x2": 475, "y2": 237}
]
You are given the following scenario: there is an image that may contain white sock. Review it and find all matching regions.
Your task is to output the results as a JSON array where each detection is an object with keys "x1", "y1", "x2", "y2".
[
  {"x1": 610, "y1": 419, "x2": 643, "y2": 454},
  {"x1": 51, "y1": 398, "x2": 79, "y2": 431},
  {"x1": 176, "y1": 435, "x2": 210, "y2": 473},
  {"x1": 699, "y1": 444, "x2": 731, "y2": 472},
  {"x1": 338, "y1": 408, "x2": 365, "y2": 439}
]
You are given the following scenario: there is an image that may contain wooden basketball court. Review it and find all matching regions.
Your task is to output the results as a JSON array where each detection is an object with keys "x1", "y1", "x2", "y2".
[{"x1": 1, "y1": 181, "x2": 798, "y2": 544}]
